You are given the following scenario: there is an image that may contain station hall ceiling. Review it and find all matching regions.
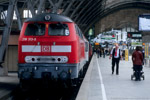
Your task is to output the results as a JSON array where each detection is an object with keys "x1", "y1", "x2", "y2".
[{"x1": 0, "y1": 0, "x2": 150, "y2": 34}]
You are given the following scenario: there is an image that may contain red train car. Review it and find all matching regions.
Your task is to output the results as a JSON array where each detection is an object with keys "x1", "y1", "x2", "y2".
[{"x1": 18, "y1": 13, "x2": 90, "y2": 86}]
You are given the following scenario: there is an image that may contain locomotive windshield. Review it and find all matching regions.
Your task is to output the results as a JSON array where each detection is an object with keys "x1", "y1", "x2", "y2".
[
  {"x1": 48, "y1": 23, "x2": 69, "y2": 36},
  {"x1": 25, "y1": 23, "x2": 45, "y2": 36}
]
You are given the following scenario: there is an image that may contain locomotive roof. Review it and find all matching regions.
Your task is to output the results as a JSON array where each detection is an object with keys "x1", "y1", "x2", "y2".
[{"x1": 25, "y1": 13, "x2": 73, "y2": 23}]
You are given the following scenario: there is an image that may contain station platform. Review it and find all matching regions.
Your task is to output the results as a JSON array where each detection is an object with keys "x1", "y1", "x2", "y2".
[
  {"x1": 76, "y1": 54, "x2": 150, "y2": 100},
  {"x1": 0, "y1": 73, "x2": 19, "y2": 100}
]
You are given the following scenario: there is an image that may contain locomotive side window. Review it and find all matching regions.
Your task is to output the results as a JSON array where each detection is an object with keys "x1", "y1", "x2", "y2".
[
  {"x1": 85, "y1": 42, "x2": 89, "y2": 52},
  {"x1": 75, "y1": 24, "x2": 83, "y2": 39},
  {"x1": 48, "y1": 23, "x2": 69, "y2": 36},
  {"x1": 25, "y1": 23, "x2": 45, "y2": 36}
]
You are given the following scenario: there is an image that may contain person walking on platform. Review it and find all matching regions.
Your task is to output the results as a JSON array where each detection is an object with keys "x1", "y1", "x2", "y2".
[
  {"x1": 109, "y1": 44, "x2": 122, "y2": 75},
  {"x1": 102, "y1": 48, "x2": 105, "y2": 58},
  {"x1": 132, "y1": 46, "x2": 143, "y2": 81},
  {"x1": 141, "y1": 47, "x2": 145, "y2": 65},
  {"x1": 99, "y1": 48, "x2": 102, "y2": 57},
  {"x1": 97, "y1": 48, "x2": 101, "y2": 58}
]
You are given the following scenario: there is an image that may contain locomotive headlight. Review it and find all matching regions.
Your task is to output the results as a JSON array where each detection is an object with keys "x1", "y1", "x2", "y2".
[
  {"x1": 63, "y1": 56, "x2": 68, "y2": 62},
  {"x1": 25, "y1": 56, "x2": 37, "y2": 63},
  {"x1": 25, "y1": 56, "x2": 32, "y2": 62},
  {"x1": 56, "y1": 56, "x2": 68, "y2": 63},
  {"x1": 65, "y1": 29, "x2": 69, "y2": 35}
]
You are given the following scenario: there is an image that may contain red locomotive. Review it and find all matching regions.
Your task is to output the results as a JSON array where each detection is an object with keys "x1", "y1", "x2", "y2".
[{"x1": 18, "y1": 13, "x2": 92, "y2": 87}]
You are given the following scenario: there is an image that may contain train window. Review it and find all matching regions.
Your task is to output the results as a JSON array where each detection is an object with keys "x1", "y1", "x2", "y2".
[
  {"x1": 48, "y1": 23, "x2": 69, "y2": 36},
  {"x1": 75, "y1": 24, "x2": 83, "y2": 39},
  {"x1": 85, "y1": 42, "x2": 89, "y2": 52},
  {"x1": 25, "y1": 23, "x2": 45, "y2": 36}
]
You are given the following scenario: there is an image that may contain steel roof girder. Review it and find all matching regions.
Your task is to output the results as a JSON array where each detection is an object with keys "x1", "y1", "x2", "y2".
[
  {"x1": 0, "y1": 0, "x2": 18, "y2": 64},
  {"x1": 0, "y1": 6, "x2": 3, "y2": 11},
  {"x1": 56, "y1": 0, "x2": 63, "y2": 8},
  {"x1": 48, "y1": 0, "x2": 57, "y2": 13},
  {"x1": 83, "y1": 9, "x2": 105, "y2": 33},
  {"x1": 37, "y1": 0, "x2": 45, "y2": 14},
  {"x1": 48, "y1": 0, "x2": 55, "y2": 7},
  {"x1": 85, "y1": 9, "x2": 103, "y2": 28},
  {"x1": 70, "y1": 0, "x2": 84, "y2": 19},
  {"x1": 74, "y1": 0, "x2": 93, "y2": 22},
  {"x1": 77, "y1": 0, "x2": 102, "y2": 24},
  {"x1": 81, "y1": 3, "x2": 103, "y2": 25},
  {"x1": 33, "y1": 0, "x2": 39, "y2": 8},
  {"x1": 63, "y1": 0, "x2": 75, "y2": 16},
  {"x1": 48, "y1": 0, "x2": 64, "y2": 13},
  {"x1": 27, "y1": 0, "x2": 35, "y2": 16},
  {"x1": 83, "y1": 5, "x2": 116, "y2": 33},
  {"x1": 83, "y1": 0, "x2": 150, "y2": 33},
  {"x1": 15, "y1": 4, "x2": 22, "y2": 30},
  {"x1": 88, "y1": 9, "x2": 103, "y2": 24}
]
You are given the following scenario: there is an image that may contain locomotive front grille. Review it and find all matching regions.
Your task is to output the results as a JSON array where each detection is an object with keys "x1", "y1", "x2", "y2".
[
  {"x1": 25, "y1": 56, "x2": 68, "y2": 63},
  {"x1": 38, "y1": 58, "x2": 55, "y2": 61}
]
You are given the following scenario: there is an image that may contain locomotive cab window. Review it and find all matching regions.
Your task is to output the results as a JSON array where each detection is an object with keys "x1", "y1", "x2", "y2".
[
  {"x1": 25, "y1": 23, "x2": 45, "y2": 36},
  {"x1": 48, "y1": 23, "x2": 69, "y2": 36}
]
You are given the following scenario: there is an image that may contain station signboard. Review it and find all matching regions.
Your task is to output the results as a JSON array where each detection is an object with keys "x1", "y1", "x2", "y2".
[
  {"x1": 101, "y1": 37, "x2": 116, "y2": 40},
  {"x1": 139, "y1": 14, "x2": 150, "y2": 31},
  {"x1": 127, "y1": 32, "x2": 142, "y2": 39},
  {"x1": 131, "y1": 42, "x2": 142, "y2": 46}
]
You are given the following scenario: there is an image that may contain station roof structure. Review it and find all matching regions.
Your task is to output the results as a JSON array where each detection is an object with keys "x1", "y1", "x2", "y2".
[{"x1": 1, "y1": 0, "x2": 150, "y2": 33}]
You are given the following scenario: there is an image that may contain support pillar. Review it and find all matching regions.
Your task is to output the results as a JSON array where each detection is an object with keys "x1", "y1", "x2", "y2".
[
  {"x1": 37, "y1": 0, "x2": 45, "y2": 14},
  {"x1": 15, "y1": 5, "x2": 22, "y2": 30},
  {"x1": 0, "y1": 0, "x2": 18, "y2": 76}
]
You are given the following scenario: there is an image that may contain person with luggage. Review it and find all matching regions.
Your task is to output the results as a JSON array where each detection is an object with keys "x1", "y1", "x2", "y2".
[{"x1": 132, "y1": 46, "x2": 143, "y2": 81}]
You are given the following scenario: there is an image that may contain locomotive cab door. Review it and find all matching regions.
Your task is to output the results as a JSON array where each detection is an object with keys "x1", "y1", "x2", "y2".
[{"x1": 85, "y1": 41, "x2": 89, "y2": 62}]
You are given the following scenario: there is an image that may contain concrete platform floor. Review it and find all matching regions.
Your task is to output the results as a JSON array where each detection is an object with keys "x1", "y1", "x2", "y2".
[{"x1": 76, "y1": 54, "x2": 150, "y2": 100}]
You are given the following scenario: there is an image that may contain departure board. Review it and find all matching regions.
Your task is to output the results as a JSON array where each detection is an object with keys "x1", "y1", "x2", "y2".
[{"x1": 139, "y1": 14, "x2": 150, "y2": 31}]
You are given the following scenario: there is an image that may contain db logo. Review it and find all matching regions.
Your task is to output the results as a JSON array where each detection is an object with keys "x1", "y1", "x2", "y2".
[{"x1": 42, "y1": 46, "x2": 50, "y2": 52}]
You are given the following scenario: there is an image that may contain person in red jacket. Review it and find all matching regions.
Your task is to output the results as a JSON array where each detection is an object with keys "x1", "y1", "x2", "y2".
[{"x1": 132, "y1": 46, "x2": 143, "y2": 81}]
